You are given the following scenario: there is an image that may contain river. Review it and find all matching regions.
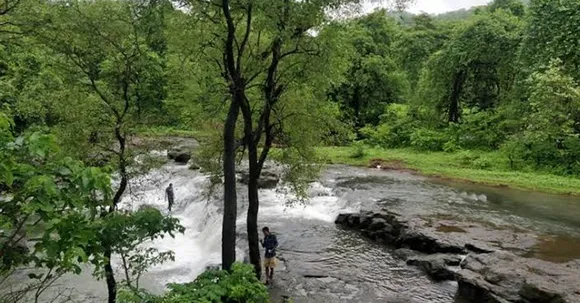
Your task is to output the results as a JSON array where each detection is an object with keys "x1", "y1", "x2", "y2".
[{"x1": 5, "y1": 158, "x2": 580, "y2": 302}]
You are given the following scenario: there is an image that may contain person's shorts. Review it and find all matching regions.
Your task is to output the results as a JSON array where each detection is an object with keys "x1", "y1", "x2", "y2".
[{"x1": 263, "y1": 257, "x2": 277, "y2": 268}]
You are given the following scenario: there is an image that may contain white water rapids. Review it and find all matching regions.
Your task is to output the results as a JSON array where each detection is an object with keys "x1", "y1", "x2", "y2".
[{"x1": 118, "y1": 159, "x2": 359, "y2": 288}]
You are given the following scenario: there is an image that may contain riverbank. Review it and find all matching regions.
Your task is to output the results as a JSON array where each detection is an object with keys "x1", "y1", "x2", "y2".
[
  {"x1": 316, "y1": 146, "x2": 580, "y2": 196},
  {"x1": 133, "y1": 127, "x2": 580, "y2": 195}
]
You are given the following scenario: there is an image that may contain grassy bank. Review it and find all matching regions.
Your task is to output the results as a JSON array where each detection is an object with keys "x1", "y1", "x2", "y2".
[
  {"x1": 133, "y1": 127, "x2": 580, "y2": 196},
  {"x1": 316, "y1": 146, "x2": 580, "y2": 196}
]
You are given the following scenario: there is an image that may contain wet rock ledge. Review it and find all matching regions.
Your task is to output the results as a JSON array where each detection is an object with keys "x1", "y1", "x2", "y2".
[{"x1": 335, "y1": 211, "x2": 580, "y2": 303}]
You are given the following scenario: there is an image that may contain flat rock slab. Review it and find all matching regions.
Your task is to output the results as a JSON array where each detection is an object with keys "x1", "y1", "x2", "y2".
[
  {"x1": 456, "y1": 251, "x2": 580, "y2": 303},
  {"x1": 336, "y1": 210, "x2": 580, "y2": 302}
]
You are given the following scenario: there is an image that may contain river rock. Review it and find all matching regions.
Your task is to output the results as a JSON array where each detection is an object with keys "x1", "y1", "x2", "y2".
[
  {"x1": 205, "y1": 264, "x2": 221, "y2": 271},
  {"x1": 393, "y1": 248, "x2": 418, "y2": 260},
  {"x1": 456, "y1": 251, "x2": 580, "y2": 303},
  {"x1": 346, "y1": 214, "x2": 360, "y2": 227},
  {"x1": 166, "y1": 138, "x2": 198, "y2": 164},
  {"x1": 238, "y1": 170, "x2": 280, "y2": 189},
  {"x1": 336, "y1": 210, "x2": 467, "y2": 254},
  {"x1": 335, "y1": 214, "x2": 349, "y2": 225},
  {"x1": 168, "y1": 150, "x2": 191, "y2": 164},
  {"x1": 368, "y1": 218, "x2": 389, "y2": 231},
  {"x1": 397, "y1": 228, "x2": 466, "y2": 254},
  {"x1": 406, "y1": 255, "x2": 456, "y2": 281}
]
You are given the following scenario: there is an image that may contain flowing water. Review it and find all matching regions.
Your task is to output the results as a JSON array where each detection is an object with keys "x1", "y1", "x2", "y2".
[{"x1": 5, "y1": 160, "x2": 580, "y2": 302}]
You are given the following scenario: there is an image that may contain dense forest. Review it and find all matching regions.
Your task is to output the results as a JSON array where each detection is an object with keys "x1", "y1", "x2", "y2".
[{"x1": 1, "y1": 0, "x2": 580, "y2": 302}]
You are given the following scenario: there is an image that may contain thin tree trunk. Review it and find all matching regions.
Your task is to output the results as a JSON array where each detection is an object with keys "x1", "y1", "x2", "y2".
[
  {"x1": 448, "y1": 69, "x2": 466, "y2": 123},
  {"x1": 104, "y1": 248, "x2": 116, "y2": 303},
  {"x1": 244, "y1": 0, "x2": 287, "y2": 277},
  {"x1": 222, "y1": 99, "x2": 239, "y2": 272},
  {"x1": 245, "y1": 121, "x2": 261, "y2": 278},
  {"x1": 104, "y1": 121, "x2": 127, "y2": 303}
]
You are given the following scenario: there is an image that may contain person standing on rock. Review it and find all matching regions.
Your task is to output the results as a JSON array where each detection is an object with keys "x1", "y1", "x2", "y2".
[
  {"x1": 165, "y1": 183, "x2": 175, "y2": 212},
  {"x1": 260, "y1": 226, "x2": 278, "y2": 285}
]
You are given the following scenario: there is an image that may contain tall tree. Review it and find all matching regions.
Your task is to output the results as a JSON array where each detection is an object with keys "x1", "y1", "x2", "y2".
[
  {"x1": 330, "y1": 10, "x2": 407, "y2": 129},
  {"x1": 31, "y1": 1, "x2": 183, "y2": 301},
  {"x1": 416, "y1": 10, "x2": 522, "y2": 123},
  {"x1": 187, "y1": 0, "x2": 412, "y2": 277}
]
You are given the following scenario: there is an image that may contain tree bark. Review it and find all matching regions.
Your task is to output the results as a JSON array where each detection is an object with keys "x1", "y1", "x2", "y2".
[
  {"x1": 222, "y1": 99, "x2": 239, "y2": 272},
  {"x1": 104, "y1": 248, "x2": 116, "y2": 303},
  {"x1": 243, "y1": 0, "x2": 287, "y2": 278},
  {"x1": 448, "y1": 69, "x2": 466, "y2": 123},
  {"x1": 220, "y1": 0, "x2": 243, "y2": 273},
  {"x1": 103, "y1": 119, "x2": 128, "y2": 303},
  {"x1": 245, "y1": 132, "x2": 261, "y2": 278}
]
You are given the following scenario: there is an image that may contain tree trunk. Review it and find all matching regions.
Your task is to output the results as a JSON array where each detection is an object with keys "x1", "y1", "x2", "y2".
[
  {"x1": 222, "y1": 99, "x2": 239, "y2": 272},
  {"x1": 353, "y1": 86, "x2": 362, "y2": 129},
  {"x1": 103, "y1": 123, "x2": 127, "y2": 303},
  {"x1": 448, "y1": 69, "x2": 466, "y2": 123},
  {"x1": 104, "y1": 248, "x2": 116, "y2": 303},
  {"x1": 246, "y1": 121, "x2": 261, "y2": 278}
]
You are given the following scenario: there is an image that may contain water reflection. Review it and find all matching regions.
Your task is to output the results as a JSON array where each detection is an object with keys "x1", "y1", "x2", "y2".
[{"x1": 525, "y1": 235, "x2": 580, "y2": 263}]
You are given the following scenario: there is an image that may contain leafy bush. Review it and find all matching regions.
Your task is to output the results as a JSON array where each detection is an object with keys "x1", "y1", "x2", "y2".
[
  {"x1": 359, "y1": 104, "x2": 416, "y2": 148},
  {"x1": 157, "y1": 263, "x2": 268, "y2": 303},
  {"x1": 472, "y1": 156, "x2": 493, "y2": 169},
  {"x1": 409, "y1": 128, "x2": 448, "y2": 151},
  {"x1": 454, "y1": 150, "x2": 480, "y2": 166},
  {"x1": 349, "y1": 141, "x2": 367, "y2": 159}
]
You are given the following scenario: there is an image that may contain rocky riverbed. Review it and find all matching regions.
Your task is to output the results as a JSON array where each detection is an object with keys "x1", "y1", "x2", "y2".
[
  {"x1": 6, "y1": 143, "x2": 580, "y2": 303},
  {"x1": 335, "y1": 210, "x2": 580, "y2": 302}
]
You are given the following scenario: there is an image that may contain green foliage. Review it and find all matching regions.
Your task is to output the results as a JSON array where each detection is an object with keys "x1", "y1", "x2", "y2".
[
  {"x1": 501, "y1": 60, "x2": 580, "y2": 175},
  {"x1": 521, "y1": 0, "x2": 580, "y2": 81},
  {"x1": 157, "y1": 263, "x2": 268, "y2": 303},
  {"x1": 349, "y1": 141, "x2": 367, "y2": 159},
  {"x1": 0, "y1": 114, "x2": 110, "y2": 274},
  {"x1": 409, "y1": 128, "x2": 448, "y2": 151},
  {"x1": 329, "y1": 11, "x2": 408, "y2": 129}
]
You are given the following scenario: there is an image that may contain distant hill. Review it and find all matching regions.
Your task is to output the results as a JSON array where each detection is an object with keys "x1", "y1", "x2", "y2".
[{"x1": 387, "y1": 0, "x2": 529, "y2": 24}]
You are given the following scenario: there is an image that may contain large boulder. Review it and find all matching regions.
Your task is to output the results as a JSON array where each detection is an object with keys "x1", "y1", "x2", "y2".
[
  {"x1": 455, "y1": 252, "x2": 580, "y2": 303},
  {"x1": 335, "y1": 214, "x2": 349, "y2": 225},
  {"x1": 346, "y1": 214, "x2": 361, "y2": 227},
  {"x1": 166, "y1": 139, "x2": 198, "y2": 164},
  {"x1": 238, "y1": 170, "x2": 280, "y2": 189},
  {"x1": 167, "y1": 150, "x2": 191, "y2": 164}
]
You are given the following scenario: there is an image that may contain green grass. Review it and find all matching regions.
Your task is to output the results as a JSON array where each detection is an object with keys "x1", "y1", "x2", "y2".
[{"x1": 317, "y1": 146, "x2": 580, "y2": 196}]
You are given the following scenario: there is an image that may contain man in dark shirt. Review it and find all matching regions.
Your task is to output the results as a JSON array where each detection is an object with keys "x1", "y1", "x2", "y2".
[
  {"x1": 165, "y1": 183, "x2": 174, "y2": 212},
  {"x1": 260, "y1": 226, "x2": 278, "y2": 284}
]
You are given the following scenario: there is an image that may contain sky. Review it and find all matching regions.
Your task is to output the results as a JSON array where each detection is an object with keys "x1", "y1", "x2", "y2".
[{"x1": 364, "y1": 0, "x2": 492, "y2": 15}]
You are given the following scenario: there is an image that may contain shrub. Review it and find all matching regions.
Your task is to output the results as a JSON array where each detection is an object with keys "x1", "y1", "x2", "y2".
[
  {"x1": 349, "y1": 141, "x2": 367, "y2": 159},
  {"x1": 454, "y1": 150, "x2": 480, "y2": 166},
  {"x1": 472, "y1": 156, "x2": 492, "y2": 169},
  {"x1": 158, "y1": 263, "x2": 268, "y2": 303},
  {"x1": 409, "y1": 128, "x2": 447, "y2": 151}
]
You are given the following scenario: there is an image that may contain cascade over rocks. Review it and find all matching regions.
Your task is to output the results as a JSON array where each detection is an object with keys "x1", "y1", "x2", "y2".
[{"x1": 336, "y1": 210, "x2": 580, "y2": 302}]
